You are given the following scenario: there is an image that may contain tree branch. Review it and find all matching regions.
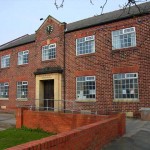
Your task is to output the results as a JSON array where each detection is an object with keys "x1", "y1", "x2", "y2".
[
  {"x1": 100, "y1": 0, "x2": 108, "y2": 14},
  {"x1": 54, "y1": 0, "x2": 65, "y2": 9}
]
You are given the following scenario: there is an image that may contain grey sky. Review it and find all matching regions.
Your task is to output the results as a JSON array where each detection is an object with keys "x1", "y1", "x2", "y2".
[{"x1": 0, "y1": 0, "x2": 145, "y2": 45}]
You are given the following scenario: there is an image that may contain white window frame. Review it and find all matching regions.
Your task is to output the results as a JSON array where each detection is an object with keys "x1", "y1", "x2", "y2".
[
  {"x1": 76, "y1": 76, "x2": 96, "y2": 100},
  {"x1": 0, "y1": 82, "x2": 9, "y2": 98},
  {"x1": 1, "y1": 55, "x2": 10, "y2": 68},
  {"x1": 112, "y1": 27, "x2": 136, "y2": 50},
  {"x1": 18, "y1": 50, "x2": 29, "y2": 65},
  {"x1": 17, "y1": 81, "x2": 28, "y2": 99},
  {"x1": 76, "y1": 35, "x2": 95, "y2": 56},
  {"x1": 113, "y1": 73, "x2": 139, "y2": 100},
  {"x1": 42, "y1": 43, "x2": 56, "y2": 61}
]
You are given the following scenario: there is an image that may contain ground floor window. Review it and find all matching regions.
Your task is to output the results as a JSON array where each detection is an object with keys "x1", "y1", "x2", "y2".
[
  {"x1": 0, "y1": 82, "x2": 9, "y2": 98},
  {"x1": 17, "y1": 81, "x2": 28, "y2": 98},
  {"x1": 113, "y1": 73, "x2": 138, "y2": 99},
  {"x1": 76, "y1": 76, "x2": 96, "y2": 100}
]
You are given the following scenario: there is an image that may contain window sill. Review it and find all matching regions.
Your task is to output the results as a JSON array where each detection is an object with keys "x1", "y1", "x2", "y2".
[
  {"x1": 113, "y1": 99, "x2": 139, "y2": 102},
  {"x1": 0, "y1": 98, "x2": 9, "y2": 100},
  {"x1": 75, "y1": 99, "x2": 96, "y2": 102},
  {"x1": 16, "y1": 98, "x2": 28, "y2": 101},
  {"x1": 42, "y1": 59, "x2": 56, "y2": 63},
  {"x1": 0, "y1": 67, "x2": 10, "y2": 70},
  {"x1": 17, "y1": 64, "x2": 28, "y2": 67},
  {"x1": 111, "y1": 47, "x2": 137, "y2": 53},
  {"x1": 76, "y1": 52, "x2": 95, "y2": 58}
]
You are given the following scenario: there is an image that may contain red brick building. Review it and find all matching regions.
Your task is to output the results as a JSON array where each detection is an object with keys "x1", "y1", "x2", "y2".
[{"x1": 0, "y1": 2, "x2": 150, "y2": 116}]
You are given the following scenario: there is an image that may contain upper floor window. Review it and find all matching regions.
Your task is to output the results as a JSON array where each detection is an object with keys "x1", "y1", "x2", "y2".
[
  {"x1": 113, "y1": 73, "x2": 138, "y2": 99},
  {"x1": 112, "y1": 27, "x2": 136, "y2": 50},
  {"x1": 76, "y1": 35, "x2": 95, "y2": 56},
  {"x1": 76, "y1": 76, "x2": 96, "y2": 100},
  {"x1": 17, "y1": 81, "x2": 28, "y2": 99},
  {"x1": 0, "y1": 82, "x2": 9, "y2": 98},
  {"x1": 18, "y1": 50, "x2": 29, "y2": 65},
  {"x1": 1, "y1": 55, "x2": 10, "y2": 68},
  {"x1": 42, "y1": 43, "x2": 56, "y2": 61}
]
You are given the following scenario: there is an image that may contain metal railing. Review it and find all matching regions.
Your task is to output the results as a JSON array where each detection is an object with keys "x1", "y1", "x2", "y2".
[
  {"x1": 17, "y1": 99, "x2": 143, "y2": 116},
  {"x1": 17, "y1": 99, "x2": 100, "y2": 115}
]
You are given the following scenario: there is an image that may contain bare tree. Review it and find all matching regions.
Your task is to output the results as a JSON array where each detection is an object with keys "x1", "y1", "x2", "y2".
[{"x1": 54, "y1": 0, "x2": 150, "y2": 14}]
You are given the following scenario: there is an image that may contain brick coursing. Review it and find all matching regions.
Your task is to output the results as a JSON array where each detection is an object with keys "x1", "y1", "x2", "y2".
[
  {"x1": 0, "y1": 17, "x2": 65, "y2": 108},
  {"x1": 65, "y1": 14, "x2": 150, "y2": 114},
  {"x1": 0, "y1": 14, "x2": 150, "y2": 114},
  {"x1": 10, "y1": 108, "x2": 125, "y2": 150}
]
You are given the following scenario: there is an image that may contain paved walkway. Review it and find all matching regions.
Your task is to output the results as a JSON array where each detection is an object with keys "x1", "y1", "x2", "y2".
[
  {"x1": 103, "y1": 118, "x2": 150, "y2": 150},
  {"x1": 0, "y1": 112, "x2": 16, "y2": 131}
]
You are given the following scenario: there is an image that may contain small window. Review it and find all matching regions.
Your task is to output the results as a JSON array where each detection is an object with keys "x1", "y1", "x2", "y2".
[
  {"x1": 18, "y1": 50, "x2": 29, "y2": 65},
  {"x1": 112, "y1": 27, "x2": 136, "y2": 50},
  {"x1": 76, "y1": 76, "x2": 96, "y2": 100},
  {"x1": 1, "y1": 55, "x2": 10, "y2": 68},
  {"x1": 76, "y1": 35, "x2": 95, "y2": 55},
  {"x1": 42, "y1": 43, "x2": 56, "y2": 61},
  {"x1": 113, "y1": 73, "x2": 139, "y2": 99},
  {"x1": 0, "y1": 82, "x2": 9, "y2": 98},
  {"x1": 17, "y1": 81, "x2": 28, "y2": 99}
]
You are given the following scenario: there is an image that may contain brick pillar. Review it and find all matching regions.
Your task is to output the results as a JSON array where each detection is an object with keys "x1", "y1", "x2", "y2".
[
  {"x1": 16, "y1": 107, "x2": 24, "y2": 128},
  {"x1": 118, "y1": 113, "x2": 126, "y2": 136}
]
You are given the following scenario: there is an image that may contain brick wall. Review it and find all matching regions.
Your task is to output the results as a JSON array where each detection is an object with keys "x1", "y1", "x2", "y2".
[
  {"x1": 0, "y1": 13, "x2": 150, "y2": 115},
  {"x1": 16, "y1": 108, "x2": 109, "y2": 133},
  {"x1": 9, "y1": 108, "x2": 125, "y2": 150},
  {"x1": 65, "y1": 14, "x2": 150, "y2": 114},
  {"x1": 0, "y1": 16, "x2": 65, "y2": 109}
]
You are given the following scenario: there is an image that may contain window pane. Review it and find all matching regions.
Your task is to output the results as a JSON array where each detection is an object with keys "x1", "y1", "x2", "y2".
[
  {"x1": 17, "y1": 81, "x2": 28, "y2": 98},
  {"x1": 18, "y1": 50, "x2": 29, "y2": 65},
  {"x1": 0, "y1": 82, "x2": 9, "y2": 98},
  {"x1": 1, "y1": 55, "x2": 10, "y2": 68},
  {"x1": 42, "y1": 44, "x2": 56, "y2": 61},
  {"x1": 76, "y1": 76, "x2": 96, "y2": 100},
  {"x1": 113, "y1": 73, "x2": 138, "y2": 99},
  {"x1": 76, "y1": 35, "x2": 95, "y2": 55},
  {"x1": 112, "y1": 27, "x2": 136, "y2": 50}
]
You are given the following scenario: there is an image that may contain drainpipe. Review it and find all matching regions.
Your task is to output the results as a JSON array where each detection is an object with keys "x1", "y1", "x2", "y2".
[{"x1": 63, "y1": 22, "x2": 67, "y2": 113}]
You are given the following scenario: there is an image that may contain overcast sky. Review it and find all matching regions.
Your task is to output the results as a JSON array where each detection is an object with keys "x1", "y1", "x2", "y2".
[{"x1": 0, "y1": 0, "x2": 147, "y2": 45}]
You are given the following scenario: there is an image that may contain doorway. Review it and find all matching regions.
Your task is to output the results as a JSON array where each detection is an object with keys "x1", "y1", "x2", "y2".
[{"x1": 44, "y1": 80, "x2": 54, "y2": 110}]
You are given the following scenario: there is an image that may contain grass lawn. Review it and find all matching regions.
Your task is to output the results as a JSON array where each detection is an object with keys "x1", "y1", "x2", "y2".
[{"x1": 0, "y1": 127, "x2": 55, "y2": 150}]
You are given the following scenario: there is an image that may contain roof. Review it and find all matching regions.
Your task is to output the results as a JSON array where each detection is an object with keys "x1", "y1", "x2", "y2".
[
  {"x1": 66, "y1": 1, "x2": 150, "y2": 32},
  {"x1": 0, "y1": 2, "x2": 150, "y2": 51},
  {"x1": 0, "y1": 34, "x2": 35, "y2": 51}
]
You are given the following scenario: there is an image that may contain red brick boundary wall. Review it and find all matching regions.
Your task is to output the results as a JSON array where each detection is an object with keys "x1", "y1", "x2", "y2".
[{"x1": 7, "y1": 108, "x2": 125, "y2": 150}]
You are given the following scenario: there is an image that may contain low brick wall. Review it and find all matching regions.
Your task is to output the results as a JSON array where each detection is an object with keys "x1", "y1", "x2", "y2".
[
  {"x1": 16, "y1": 108, "x2": 110, "y2": 133},
  {"x1": 8, "y1": 108, "x2": 125, "y2": 150}
]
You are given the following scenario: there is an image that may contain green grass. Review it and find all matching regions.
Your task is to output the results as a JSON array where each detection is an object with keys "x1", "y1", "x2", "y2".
[{"x1": 0, "y1": 127, "x2": 55, "y2": 150}]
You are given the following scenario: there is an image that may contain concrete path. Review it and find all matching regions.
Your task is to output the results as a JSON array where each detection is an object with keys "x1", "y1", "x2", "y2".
[
  {"x1": 103, "y1": 118, "x2": 150, "y2": 150},
  {"x1": 0, "y1": 112, "x2": 16, "y2": 131}
]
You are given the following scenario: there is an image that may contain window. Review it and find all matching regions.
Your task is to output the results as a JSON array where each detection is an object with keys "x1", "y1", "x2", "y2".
[
  {"x1": 18, "y1": 50, "x2": 29, "y2": 65},
  {"x1": 17, "y1": 81, "x2": 28, "y2": 99},
  {"x1": 42, "y1": 43, "x2": 56, "y2": 61},
  {"x1": 76, "y1": 35, "x2": 95, "y2": 55},
  {"x1": 1, "y1": 55, "x2": 10, "y2": 68},
  {"x1": 76, "y1": 76, "x2": 96, "y2": 100},
  {"x1": 112, "y1": 27, "x2": 136, "y2": 50},
  {"x1": 0, "y1": 82, "x2": 9, "y2": 98},
  {"x1": 113, "y1": 73, "x2": 138, "y2": 99}
]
